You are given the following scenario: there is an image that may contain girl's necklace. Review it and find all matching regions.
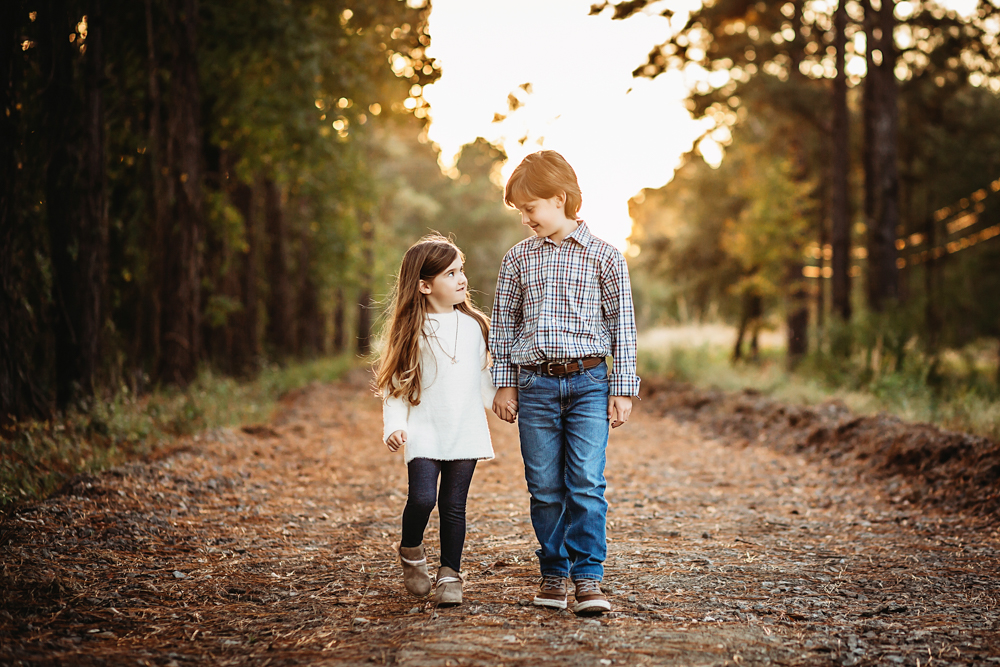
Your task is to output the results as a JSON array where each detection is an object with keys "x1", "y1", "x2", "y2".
[{"x1": 432, "y1": 310, "x2": 459, "y2": 364}]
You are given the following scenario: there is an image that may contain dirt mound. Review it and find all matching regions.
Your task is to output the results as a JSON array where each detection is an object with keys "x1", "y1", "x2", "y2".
[{"x1": 645, "y1": 380, "x2": 1000, "y2": 522}]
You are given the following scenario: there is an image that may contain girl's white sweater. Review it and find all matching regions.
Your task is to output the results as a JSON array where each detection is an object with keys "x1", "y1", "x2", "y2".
[{"x1": 382, "y1": 310, "x2": 497, "y2": 464}]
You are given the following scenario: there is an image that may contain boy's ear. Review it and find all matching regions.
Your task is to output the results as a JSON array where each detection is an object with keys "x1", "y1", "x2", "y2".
[{"x1": 554, "y1": 191, "x2": 566, "y2": 208}]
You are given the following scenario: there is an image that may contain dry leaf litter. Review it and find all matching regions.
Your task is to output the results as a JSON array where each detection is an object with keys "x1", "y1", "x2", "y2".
[{"x1": 1, "y1": 371, "x2": 998, "y2": 666}]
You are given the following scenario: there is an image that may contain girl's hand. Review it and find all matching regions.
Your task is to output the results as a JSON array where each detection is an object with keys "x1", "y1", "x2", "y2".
[
  {"x1": 492, "y1": 387, "x2": 518, "y2": 423},
  {"x1": 386, "y1": 430, "x2": 407, "y2": 452}
]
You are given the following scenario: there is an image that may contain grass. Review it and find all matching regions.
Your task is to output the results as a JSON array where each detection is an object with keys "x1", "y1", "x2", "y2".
[
  {"x1": 638, "y1": 327, "x2": 1000, "y2": 442},
  {"x1": 0, "y1": 354, "x2": 360, "y2": 507}
]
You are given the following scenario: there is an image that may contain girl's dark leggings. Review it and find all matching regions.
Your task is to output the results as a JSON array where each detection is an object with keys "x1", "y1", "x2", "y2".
[{"x1": 400, "y1": 457, "x2": 477, "y2": 571}]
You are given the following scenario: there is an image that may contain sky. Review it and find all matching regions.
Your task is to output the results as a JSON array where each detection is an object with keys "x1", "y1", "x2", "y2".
[{"x1": 420, "y1": 0, "x2": 709, "y2": 250}]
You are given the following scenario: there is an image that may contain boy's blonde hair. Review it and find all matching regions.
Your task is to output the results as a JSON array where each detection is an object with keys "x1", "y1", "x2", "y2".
[{"x1": 504, "y1": 150, "x2": 582, "y2": 220}]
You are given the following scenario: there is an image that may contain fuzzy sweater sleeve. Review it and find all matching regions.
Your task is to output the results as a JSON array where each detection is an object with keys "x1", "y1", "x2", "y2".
[
  {"x1": 382, "y1": 393, "x2": 409, "y2": 443},
  {"x1": 479, "y1": 335, "x2": 498, "y2": 410}
]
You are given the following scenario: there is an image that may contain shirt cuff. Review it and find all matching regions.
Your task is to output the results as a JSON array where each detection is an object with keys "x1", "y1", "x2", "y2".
[
  {"x1": 491, "y1": 361, "x2": 519, "y2": 388},
  {"x1": 609, "y1": 374, "x2": 641, "y2": 398}
]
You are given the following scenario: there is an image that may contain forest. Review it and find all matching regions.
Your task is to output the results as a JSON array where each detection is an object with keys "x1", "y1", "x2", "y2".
[
  {"x1": 611, "y1": 0, "x2": 1000, "y2": 396},
  {"x1": 2, "y1": 0, "x2": 522, "y2": 427},
  {"x1": 2, "y1": 2, "x2": 1000, "y2": 664},
  {"x1": 3, "y1": 0, "x2": 1000, "y2": 466}
]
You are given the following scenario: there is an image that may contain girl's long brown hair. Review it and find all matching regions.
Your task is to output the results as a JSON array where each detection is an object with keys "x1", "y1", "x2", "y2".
[{"x1": 375, "y1": 235, "x2": 490, "y2": 406}]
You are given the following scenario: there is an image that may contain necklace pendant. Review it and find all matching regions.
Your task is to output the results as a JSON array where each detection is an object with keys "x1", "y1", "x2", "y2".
[{"x1": 450, "y1": 357, "x2": 458, "y2": 364}]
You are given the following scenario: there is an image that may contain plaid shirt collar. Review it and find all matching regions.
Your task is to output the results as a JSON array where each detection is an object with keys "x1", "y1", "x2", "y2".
[{"x1": 526, "y1": 220, "x2": 594, "y2": 250}]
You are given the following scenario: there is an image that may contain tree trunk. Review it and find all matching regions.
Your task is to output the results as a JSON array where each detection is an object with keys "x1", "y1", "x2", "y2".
[
  {"x1": 332, "y1": 287, "x2": 346, "y2": 353},
  {"x1": 817, "y1": 195, "x2": 829, "y2": 334},
  {"x1": 78, "y1": 0, "x2": 109, "y2": 392},
  {"x1": 783, "y1": 0, "x2": 809, "y2": 368},
  {"x1": 226, "y1": 173, "x2": 260, "y2": 375},
  {"x1": 862, "y1": 0, "x2": 877, "y2": 304},
  {"x1": 923, "y1": 212, "x2": 940, "y2": 353},
  {"x1": 143, "y1": 0, "x2": 169, "y2": 375},
  {"x1": 786, "y1": 264, "x2": 810, "y2": 367},
  {"x1": 264, "y1": 176, "x2": 294, "y2": 359},
  {"x1": 43, "y1": 0, "x2": 87, "y2": 405},
  {"x1": 864, "y1": 0, "x2": 900, "y2": 312},
  {"x1": 831, "y1": 0, "x2": 852, "y2": 321},
  {"x1": 158, "y1": 0, "x2": 204, "y2": 384},
  {"x1": 296, "y1": 227, "x2": 323, "y2": 357},
  {"x1": 733, "y1": 312, "x2": 748, "y2": 362},
  {"x1": 0, "y1": 0, "x2": 47, "y2": 420},
  {"x1": 356, "y1": 212, "x2": 375, "y2": 356},
  {"x1": 733, "y1": 292, "x2": 762, "y2": 362}
]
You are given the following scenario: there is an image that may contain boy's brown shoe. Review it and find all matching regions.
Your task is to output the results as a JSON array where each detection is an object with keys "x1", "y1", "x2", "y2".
[
  {"x1": 572, "y1": 578, "x2": 611, "y2": 615},
  {"x1": 532, "y1": 574, "x2": 568, "y2": 609}
]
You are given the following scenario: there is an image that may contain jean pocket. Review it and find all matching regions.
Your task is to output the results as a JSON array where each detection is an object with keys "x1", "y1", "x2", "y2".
[
  {"x1": 517, "y1": 369, "x2": 537, "y2": 390},
  {"x1": 583, "y1": 361, "x2": 609, "y2": 384}
]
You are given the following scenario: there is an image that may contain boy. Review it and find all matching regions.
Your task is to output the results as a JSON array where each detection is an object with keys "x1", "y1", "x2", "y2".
[{"x1": 489, "y1": 150, "x2": 640, "y2": 615}]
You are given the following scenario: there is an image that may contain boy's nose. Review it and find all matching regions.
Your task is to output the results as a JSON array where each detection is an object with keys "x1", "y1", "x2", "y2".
[{"x1": 520, "y1": 213, "x2": 530, "y2": 225}]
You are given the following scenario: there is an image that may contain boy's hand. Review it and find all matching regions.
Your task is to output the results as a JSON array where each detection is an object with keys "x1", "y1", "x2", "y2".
[
  {"x1": 493, "y1": 387, "x2": 519, "y2": 423},
  {"x1": 608, "y1": 396, "x2": 632, "y2": 429},
  {"x1": 385, "y1": 430, "x2": 407, "y2": 452}
]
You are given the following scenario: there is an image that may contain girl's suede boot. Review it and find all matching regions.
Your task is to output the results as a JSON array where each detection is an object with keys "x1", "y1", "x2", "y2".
[
  {"x1": 399, "y1": 545, "x2": 431, "y2": 597},
  {"x1": 433, "y1": 566, "x2": 463, "y2": 606}
]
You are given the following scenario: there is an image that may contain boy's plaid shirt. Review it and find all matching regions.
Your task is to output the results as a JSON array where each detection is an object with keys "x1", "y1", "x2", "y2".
[{"x1": 489, "y1": 221, "x2": 641, "y2": 397}]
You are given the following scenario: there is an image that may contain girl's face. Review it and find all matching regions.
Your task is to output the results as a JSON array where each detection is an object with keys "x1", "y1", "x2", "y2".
[{"x1": 419, "y1": 255, "x2": 467, "y2": 314}]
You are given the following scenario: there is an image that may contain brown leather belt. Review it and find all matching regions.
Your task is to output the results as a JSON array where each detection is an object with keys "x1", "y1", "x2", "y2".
[{"x1": 519, "y1": 357, "x2": 604, "y2": 377}]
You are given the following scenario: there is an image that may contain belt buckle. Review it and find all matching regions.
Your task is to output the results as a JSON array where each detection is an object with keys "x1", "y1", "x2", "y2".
[{"x1": 551, "y1": 361, "x2": 571, "y2": 376}]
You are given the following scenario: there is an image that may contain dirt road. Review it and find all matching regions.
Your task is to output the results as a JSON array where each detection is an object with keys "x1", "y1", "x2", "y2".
[{"x1": 2, "y1": 371, "x2": 998, "y2": 666}]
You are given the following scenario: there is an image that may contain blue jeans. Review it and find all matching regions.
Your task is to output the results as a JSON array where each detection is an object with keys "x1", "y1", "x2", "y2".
[{"x1": 516, "y1": 360, "x2": 611, "y2": 581}]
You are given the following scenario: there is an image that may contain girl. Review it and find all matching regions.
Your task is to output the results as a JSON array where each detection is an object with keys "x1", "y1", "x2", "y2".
[{"x1": 375, "y1": 235, "x2": 516, "y2": 606}]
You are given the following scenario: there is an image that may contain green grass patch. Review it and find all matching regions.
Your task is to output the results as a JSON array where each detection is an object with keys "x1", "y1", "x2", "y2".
[
  {"x1": 639, "y1": 338, "x2": 1000, "y2": 442},
  {"x1": 0, "y1": 354, "x2": 359, "y2": 507}
]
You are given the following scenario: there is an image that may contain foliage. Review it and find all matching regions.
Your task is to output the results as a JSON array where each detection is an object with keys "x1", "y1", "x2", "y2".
[
  {"x1": 638, "y1": 332, "x2": 1000, "y2": 441},
  {"x1": 629, "y1": 74, "x2": 821, "y2": 327},
  {"x1": 370, "y1": 130, "x2": 526, "y2": 321},
  {"x1": 0, "y1": 355, "x2": 357, "y2": 507},
  {"x1": 2, "y1": 0, "x2": 518, "y2": 425},
  {"x1": 610, "y1": 0, "x2": 1000, "y2": 379}
]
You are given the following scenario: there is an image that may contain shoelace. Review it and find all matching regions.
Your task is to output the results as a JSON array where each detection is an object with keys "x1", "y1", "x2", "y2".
[
  {"x1": 540, "y1": 575, "x2": 565, "y2": 592},
  {"x1": 575, "y1": 579, "x2": 602, "y2": 595}
]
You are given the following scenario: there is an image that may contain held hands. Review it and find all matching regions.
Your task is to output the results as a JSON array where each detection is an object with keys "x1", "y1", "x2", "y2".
[
  {"x1": 608, "y1": 395, "x2": 632, "y2": 429},
  {"x1": 492, "y1": 387, "x2": 519, "y2": 423},
  {"x1": 385, "y1": 430, "x2": 406, "y2": 452}
]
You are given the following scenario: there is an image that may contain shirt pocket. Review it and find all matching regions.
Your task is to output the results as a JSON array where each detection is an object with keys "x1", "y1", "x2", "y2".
[{"x1": 563, "y1": 270, "x2": 602, "y2": 325}]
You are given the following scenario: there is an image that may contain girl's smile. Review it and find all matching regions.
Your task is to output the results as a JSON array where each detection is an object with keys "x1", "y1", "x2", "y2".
[{"x1": 420, "y1": 256, "x2": 468, "y2": 313}]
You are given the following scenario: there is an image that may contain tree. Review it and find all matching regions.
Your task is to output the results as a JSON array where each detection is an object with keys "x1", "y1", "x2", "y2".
[
  {"x1": 829, "y1": 0, "x2": 852, "y2": 321},
  {"x1": 1, "y1": 0, "x2": 445, "y2": 418},
  {"x1": 599, "y1": 0, "x2": 1000, "y2": 356}
]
